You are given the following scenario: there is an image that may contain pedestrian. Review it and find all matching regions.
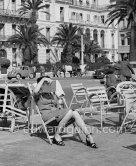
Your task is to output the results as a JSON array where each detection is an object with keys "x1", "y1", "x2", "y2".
[
  {"x1": 32, "y1": 66, "x2": 36, "y2": 78},
  {"x1": 120, "y1": 57, "x2": 135, "y2": 81},
  {"x1": 52, "y1": 64, "x2": 58, "y2": 77},
  {"x1": 40, "y1": 66, "x2": 45, "y2": 77}
]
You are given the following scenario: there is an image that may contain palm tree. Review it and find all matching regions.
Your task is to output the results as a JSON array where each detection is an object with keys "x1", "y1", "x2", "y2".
[
  {"x1": 19, "y1": 0, "x2": 49, "y2": 26},
  {"x1": 18, "y1": 0, "x2": 50, "y2": 65},
  {"x1": 7, "y1": 24, "x2": 50, "y2": 65},
  {"x1": 106, "y1": 0, "x2": 136, "y2": 61},
  {"x1": 52, "y1": 23, "x2": 80, "y2": 64},
  {"x1": 84, "y1": 39, "x2": 103, "y2": 62}
]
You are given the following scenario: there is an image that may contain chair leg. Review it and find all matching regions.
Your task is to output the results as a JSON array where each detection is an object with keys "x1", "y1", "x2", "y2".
[
  {"x1": 10, "y1": 116, "x2": 15, "y2": 132},
  {"x1": 100, "y1": 107, "x2": 103, "y2": 130},
  {"x1": 43, "y1": 123, "x2": 53, "y2": 145},
  {"x1": 118, "y1": 112, "x2": 130, "y2": 134},
  {"x1": 69, "y1": 97, "x2": 74, "y2": 109}
]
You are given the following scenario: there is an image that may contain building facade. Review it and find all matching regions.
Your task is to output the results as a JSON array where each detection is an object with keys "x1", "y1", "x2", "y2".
[
  {"x1": 0, "y1": 0, "x2": 119, "y2": 74},
  {"x1": 118, "y1": 19, "x2": 130, "y2": 61}
]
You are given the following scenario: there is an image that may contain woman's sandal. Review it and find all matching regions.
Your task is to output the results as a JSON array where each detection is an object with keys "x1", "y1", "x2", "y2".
[
  {"x1": 53, "y1": 137, "x2": 65, "y2": 146},
  {"x1": 86, "y1": 134, "x2": 98, "y2": 149}
]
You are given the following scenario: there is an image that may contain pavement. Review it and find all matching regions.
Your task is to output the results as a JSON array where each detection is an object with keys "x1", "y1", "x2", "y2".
[
  {"x1": 1, "y1": 118, "x2": 136, "y2": 166},
  {"x1": 0, "y1": 77, "x2": 136, "y2": 166}
]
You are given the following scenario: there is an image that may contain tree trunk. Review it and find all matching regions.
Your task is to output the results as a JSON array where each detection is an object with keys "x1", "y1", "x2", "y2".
[{"x1": 129, "y1": 21, "x2": 136, "y2": 61}]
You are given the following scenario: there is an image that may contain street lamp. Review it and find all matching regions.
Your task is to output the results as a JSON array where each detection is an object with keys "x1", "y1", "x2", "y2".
[{"x1": 81, "y1": 34, "x2": 84, "y2": 65}]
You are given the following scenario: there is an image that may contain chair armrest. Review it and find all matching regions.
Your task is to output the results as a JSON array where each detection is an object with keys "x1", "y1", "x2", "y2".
[
  {"x1": 110, "y1": 92, "x2": 125, "y2": 105},
  {"x1": 75, "y1": 87, "x2": 87, "y2": 94}
]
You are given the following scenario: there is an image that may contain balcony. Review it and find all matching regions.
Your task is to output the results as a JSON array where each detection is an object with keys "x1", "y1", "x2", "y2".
[
  {"x1": 70, "y1": 2, "x2": 107, "y2": 10},
  {"x1": 91, "y1": 4, "x2": 108, "y2": 10},
  {"x1": 0, "y1": 9, "x2": 29, "y2": 18},
  {"x1": 69, "y1": 19, "x2": 85, "y2": 25},
  {"x1": 56, "y1": 0, "x2": 73, "y2": 4},
  {"x1": 69, "y1": 19, "x2": 107, "y2": 27},
  {"x1": 118, "y1": 45, "x2": 130, "y2": 53},
  {"x1": 71, "y1": 1, "x2": 91, "y2": 9}
]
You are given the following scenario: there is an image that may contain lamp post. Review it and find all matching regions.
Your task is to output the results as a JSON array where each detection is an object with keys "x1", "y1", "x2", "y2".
[{"x1": 81, "y1": 34, "x2": 84, "y2": 65}]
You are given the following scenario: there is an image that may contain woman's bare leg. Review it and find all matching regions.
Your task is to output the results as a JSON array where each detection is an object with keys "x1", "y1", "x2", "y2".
[
  {"x1": 72, "y1": 111, "x2": 94, "y2": 143},
  {"x1": 55, "y1": 110, "x2": 94, "y2": 143},
  {"x1": 55, "y1": 109, "x2": 73, "y2": 141}
]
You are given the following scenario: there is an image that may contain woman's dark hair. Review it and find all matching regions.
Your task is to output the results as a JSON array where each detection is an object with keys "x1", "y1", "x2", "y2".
[{"x1": 37, "y1": 75, "x2": 51, "y2": 83}]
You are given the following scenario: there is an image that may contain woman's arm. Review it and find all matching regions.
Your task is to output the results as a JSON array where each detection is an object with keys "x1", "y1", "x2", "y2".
[{"x1": 34, "y1": 77, "x2": 52, "y2": 94}]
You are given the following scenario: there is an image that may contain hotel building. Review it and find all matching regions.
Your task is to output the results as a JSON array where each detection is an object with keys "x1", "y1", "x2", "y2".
[{"x1": 0, "y1": 0, "x2": 119, "y2": 74}]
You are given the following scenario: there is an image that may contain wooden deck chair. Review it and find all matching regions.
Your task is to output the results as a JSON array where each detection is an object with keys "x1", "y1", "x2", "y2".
[
  {"x1": 27, "y1": 82, "x2": 82, "y2": 145},
  {"x1": 86, "y1": 87, "x2": 125, "y2": 129},
  {"x1": 118, "y1": 89, "x2": 136, "y2": 134},
  {"x1": 69, "y1": 83, "x2": 88, "y2": 116},
  {"x1": 0, "y1": 83, "x2": 29, "y2": 132}
]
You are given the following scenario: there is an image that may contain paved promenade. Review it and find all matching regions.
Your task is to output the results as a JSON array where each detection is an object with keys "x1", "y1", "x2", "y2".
[
  {"x1": 0, "y1": 77, "x2": 136, "y2": 166},
  {"x1": 0, "y1": 124, "x2": 136, "y2": 166}
]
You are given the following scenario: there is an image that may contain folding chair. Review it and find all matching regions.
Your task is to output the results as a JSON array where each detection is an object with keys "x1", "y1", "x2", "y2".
[
  {"x1": 118, "y1": 89, "x2": 136, "y2": 134},
  {"x1": 27, "y1": 82, "x2": 82, "y2": 145},
  {"x1": 86, "y1": 87, "x2": 125, "y2": 129},
  {"x1": 0, "y1": 83, "x2": 29, "y2": 132},
  {"x1": 69, "y1": 83, "x2": 88, "y2": 116}
]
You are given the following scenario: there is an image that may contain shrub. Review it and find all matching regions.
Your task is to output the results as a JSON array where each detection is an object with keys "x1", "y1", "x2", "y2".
[
  {"x1": 35, "y1": 62, "x2": 53, "y2": 73},
  {"x1": 0, "y1": 58, "x2": 10, "y2": 69},
  {"x1": 86, "y1": 62, "x2": 106, "y2": 71}
]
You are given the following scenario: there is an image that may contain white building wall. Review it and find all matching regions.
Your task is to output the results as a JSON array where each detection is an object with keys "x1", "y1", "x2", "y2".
[{"x1": 0, "y1": 0, "x2": 120, "y2": 71}]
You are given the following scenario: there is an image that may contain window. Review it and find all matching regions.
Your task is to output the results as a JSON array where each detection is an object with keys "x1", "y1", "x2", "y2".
[
  {"x1": 0, "y1": 23, "x2": 4, "y2": 36},
  {"x1": 127, "y1": 37, "x2": 130, "y2": 45},
  {"x1": 94, "y1": 15, "x2": 97, "y2": 22},
  {"x1": 12, "y1": 48, "x2": 16, "y2": 62},
  {"x1": 111, "y1": 33, "x2": 114, "y2": 48},
  {"x1": 46, "y1": 49, "x2": 50, "y2": 61},
  {"x1": 101, "y1": 15, "x2": 105, "y2": 23},
  {"x1": 76, "y1": 13, "x2": 79, "y2": 20},
  {"x1": 87, "y1": 14, "x2": 90, "y2": 22},
  {"x1": 45, "y1": 4, "x2": 50, "y2": 20},
  {"x1": 60, "y1": 7, "x2": 64, "y2": 22},
  {"x1": 12, "y1": 24, "x2": 16, "y2": 35},
  {"x1": 101, "y1": 30, "x2": 105, "y2": 48},
  {"x1": 86, "y1": 0, "x2": 89, "y2": 6},
  {"x1": 12, "y1": 0, "x2": 16, "y2": 11},
  {"x1": 86, "y1": 28, "x2": 90, "y2": 39},
  {"x1": 0, "y1": 0, "x2": 4, "y2": 9},
  {"x1": 71, "y1": 12, "x2": 75, "y2": 20},
  {"x1": 93, "y1": 0, "x2": 97, "y2": 7},
  {"x1": 79, "y1": 13, "x2": 83, "y2": 20},
  {"x1": 93, "y1": 29, "x2": 98, "y2": 42},
  {"x1": 120, "y1": 34, "x2": 125, "y2": 45},
  {"x1": 79, "y1": 0, "x2": 83, "y2": 5},
  {"x1": 46, "y1": 27, "x2": 50, "y2": 41}
]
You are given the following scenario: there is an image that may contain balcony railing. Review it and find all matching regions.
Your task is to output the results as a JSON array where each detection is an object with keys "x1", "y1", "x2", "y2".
[
  {"x1": 56, "y1": 0, "x2": 73, "y2": 4},
  {"x1": 0, "y1": 9, "x2": 30, "y2": 18},
  {"x1": 91, "y1": 4, "x2": 108, "y2": 10},
  {"x1": 70, "y1": 2, "x2": 107, "y2": 10},
  {"x1": 69, "y1": 19, "x2": 107, "y2": 27}
]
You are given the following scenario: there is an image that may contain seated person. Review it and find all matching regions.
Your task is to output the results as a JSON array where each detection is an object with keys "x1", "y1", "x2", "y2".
[
  {"x1": 105, "y1": 68, "x2": 117, "y2": 100},
  {"x1": 105, "y1": 68, "x2": 117, "y2": 88},
  {"x1": 34, "y1": 76, "x2": 97, "y2": 148}
]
